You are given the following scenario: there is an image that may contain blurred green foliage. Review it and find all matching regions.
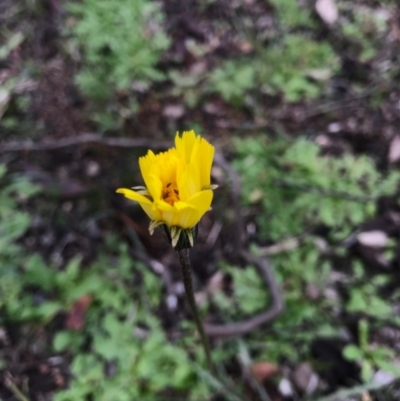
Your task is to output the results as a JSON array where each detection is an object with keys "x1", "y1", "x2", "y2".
[
  {"x1": 258, "y1": 35, "x2": 339, "y2": 101},
  {"x1": 64, "y1": 0, "x2": 169, "y2": 131},
  {"x1": 268, "y1": 0, "x2": 315, "y2": 29},
  {"x1": 214, "y1": 262, "x2": 270, "y2": 316},
  {"x1": 233, "y1": 136, "x2": 400, "y2": 240},
  {"x1": 346, "y1": 271, "x2": 392, "y2": 319},
  {"x1": 52, "y1": 245, "x2": 209, "y2": 401},
  {"x1": 0, "y1": 165, "x2": 40, "y2": 313},
  {"x1": 209, "y1": 61, "x2": 256, "y2": 107},
  {"x1": 212, "y1": 136, "x2": 400, "y2": 370},
  {"x1": 0, "y1": 167, "x2": 212, "y2": 400},
  {"x1": 2, "y1": 0, "x2": 400, "y2": 398},
  {"x1": 66, "y1": 0, "x2": 169, "y2": 100},
  {"x1": 207, "y1": 0, "x2": 338, "y2": 104},
  {"x1": 3, "y1": 132, "x2": 398, "y2": 397},
  {"x1": 213, "y1": 242, "x2": 335, "y2": 363},
  {"x1": 339, "y1": 2, "x2": 391, "y2": 62},
  {"x1": 227, "y1": 136, "x2": 400, "y2": 369},
  {"x1": 343, "y1": 320, "x2": 400, "y2": 383}
]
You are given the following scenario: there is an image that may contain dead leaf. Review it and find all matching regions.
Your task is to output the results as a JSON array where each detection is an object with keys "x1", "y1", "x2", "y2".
[
  {"x1": 315, "y1": 134, "x2": 332, "y2": 147},
  {"x1": 189, "y1": 61, "x2": 207, "y2": 75},
  {"x1": 357, "y1": 231, "x2": 388, "y2": 248},
  {"x1": 328, "y1": 122, "x2": 341, "y2": 133},
  {"x1": 362, "y1": 391, "x2": 372, "y2": 401},
  {"x1": 66, "y1": 295, "x2": 92, "y2": 331},
  {"x1": 204, "y1": 101, "x2": 224, "y2": 116},
  {"x1": 0, "y1": 89, "x2": 10, "y2": 119},
  {"x1": 292, "y1": 363, "x2": 319, "y2": 394},
  {"x1": 315, "y1": 0, "x2": 338, "y2": 26},
  {"x1": 236, "y1": 40, "x2": 253, "y2": 53},
  {"x1": 162, "y1": 104, "x2": 185, "y2": 119},
  {"x1": 388, "y1": 136, "x2": 400, "y2": 163},
  {"x1": 251, "y1": 362, "x2": 280, "y2": 382},
  {"x1": 307, "y1": 69, "x2": 332, "y2": 81},
  {"x1": 206, "y1": 271, "x2": 225, "y2": 293}
]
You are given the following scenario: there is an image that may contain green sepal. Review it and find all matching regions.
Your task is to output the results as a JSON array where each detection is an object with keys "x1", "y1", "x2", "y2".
[
  {"x1": 131, "y1": 186, "x2": 152, "y2": 198},
  {"x1": 158, "y1": 224, "x2": 198, "y2": 250},
  {"x1": 202, "y1": 184, "x2": 219, "y2": 191},
  {"x1": 149, "y1": 220, "x2": 165, "y2": 235}
]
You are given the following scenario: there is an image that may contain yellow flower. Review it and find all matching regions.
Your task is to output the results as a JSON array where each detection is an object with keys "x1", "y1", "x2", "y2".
[{"x1": 116, "y1": 130, "x2": 216, "y2": 247}]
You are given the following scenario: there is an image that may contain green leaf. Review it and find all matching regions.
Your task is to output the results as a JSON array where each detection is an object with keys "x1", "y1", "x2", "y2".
[
  {"x1": 35, "y1": 301, "x2": 63, "y2": 320},
  {"x1": 53, "y1": 331, "x2": 72, "y2": 352},
  {"x1": 361, "y1": 360, "x2": 373, "y2": 383},
  {"x1": 343, "y1": 344, "x2": 364, "y2": 361},
  {"x1": 24, "y1": 254, "x2": 55, "y2": 291},
  {"x1": 0, "y1": 164, "x2": 6, "y2": 179}
]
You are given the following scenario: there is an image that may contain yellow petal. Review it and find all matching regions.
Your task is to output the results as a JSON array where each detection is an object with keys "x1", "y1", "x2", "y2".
[
  {"x1": 146, "y1": 174, "x2": 163, "y2": 201},
  {"x1": 198, "y1": 138, "x2": 214, "y2": 188},
  {"x1": 175, "y1": 130, "x2": 197, "y2": 163},
  {"x1": 176, "y1": 131, "x2": 214, "y2": 189},
  {"x1": 116, "y1": 188, "x2": 152, "y2": 204},
  {"x1": 155, "y1": 189, "x2": 213, "y2": 229},
  {"x1": 186, "y1": 189, "x2": 213, "y2": 221},
  {"x1": 139, "y1": 150, "x2": 156, "y2": 184},
  {"x1": 139, "y1": 152, "x2": 163, "y2": 200},
  {"x1": 117, "y1": 130, "x2": 215, "y2": 233},
  {"x1": 116, "y1": 188, "x2": 161, "y2": 221},
  {"x1": 176, "y1": 163, "x2": 201, "y2": 200},
  {"x1": 155, "y1": 200, "x2": 193, "y2": 228}
]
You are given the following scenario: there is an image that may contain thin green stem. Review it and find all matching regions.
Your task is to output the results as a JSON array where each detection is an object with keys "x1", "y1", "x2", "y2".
[
  {"x1": 177, "y1": 248, "x2": 214, "y2": 373},
  {"x1": 4, "y1": 373, "x2": 30, "y2": 401}
]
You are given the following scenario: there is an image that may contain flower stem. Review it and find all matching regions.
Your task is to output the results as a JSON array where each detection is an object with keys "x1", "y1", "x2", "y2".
[{"x1": 177, "y1": 248, "x2": 214, "y2": 373}]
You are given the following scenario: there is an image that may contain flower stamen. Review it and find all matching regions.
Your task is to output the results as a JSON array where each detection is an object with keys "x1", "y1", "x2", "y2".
[{"x1": 163, "y1": 182, "x2": 180, "y2": 205}]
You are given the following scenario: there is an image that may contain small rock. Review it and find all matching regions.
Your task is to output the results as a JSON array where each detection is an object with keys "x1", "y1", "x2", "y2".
[
  {"x1": 162, "y1": 104, "x2": 185, "y2": 119},
  {"x1": 315, "y1": 134, "x2": 332, "y2": 147},
  {"x1": 166, "y1": 294, "x2": 177, "y2": 311},
  {"x1": 357, "y1": 231, "x2": 388, "y2": 248},
  {"x1": 292, "y1": 363, "x2": 319, "y2": 394},
  {"x1": 292, "y1": 363, "x2": 313, "y2": 393},
  {"x1": 306, "y1": 283, "x2": 320, "y2": 300},
  {"x1": 315, "y1": 0, "x2": 338, "y2": 26},
  {"x1": 388, "y1": 136, "x2": 400, "y2": 163},
  {"x1": 328, "y1": 122, "x2": 341, "y2": 133},
  {"x1": 86, "y1": 161, "x2": 100, "y2": 177},
  {"x1": 279, "y1": 378, "x2": 293, "y2": 398},
  {"x1": 0, "y1": 88, "x2": 10, "y2": 118},
  {"x1": 62, "y1": 201, "x2": 73, "y2": 212},
  {"x1": 373, "y1": 369, "x2": 396, "y2": 386},
  {"x1": 189, "y1": 61, "x2": 207, "y2": 75},
  {"x1": 236, "y1": 40, "x2": 253, "y2": 53},
  {"x1": 204, "y1": 101, "x2": 224, "y2": 116},
  {"x1": 131, "y1": 81, "x2": 149, "y2": 92}
]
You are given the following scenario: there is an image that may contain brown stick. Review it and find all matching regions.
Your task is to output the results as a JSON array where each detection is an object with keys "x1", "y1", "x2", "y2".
[
  {"x1": 0, "y1": 133, "x2": 169, "y2": 152},
  {"x1": 204, "y1": 251, "x2": 284, "y2": 338}
]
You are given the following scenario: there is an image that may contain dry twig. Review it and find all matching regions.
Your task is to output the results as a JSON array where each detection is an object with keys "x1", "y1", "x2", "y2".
[{"x1": 0, "y1": 133, "x2": 169, "y2": 152}]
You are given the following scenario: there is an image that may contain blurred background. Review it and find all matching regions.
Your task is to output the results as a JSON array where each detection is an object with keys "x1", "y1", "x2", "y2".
[{"x1": 1, "y1": 0, "x2": 400, "y2": 400}]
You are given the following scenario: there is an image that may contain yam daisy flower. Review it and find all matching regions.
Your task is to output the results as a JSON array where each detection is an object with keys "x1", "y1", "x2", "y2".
[{"x1": 117, "y1": 130, "x2": 217, "y2": 248}]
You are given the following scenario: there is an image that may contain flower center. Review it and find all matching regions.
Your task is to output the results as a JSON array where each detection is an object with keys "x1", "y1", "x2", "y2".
[{"x1": 162, "y1": 182, "x2": 180, "y2": 205}]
